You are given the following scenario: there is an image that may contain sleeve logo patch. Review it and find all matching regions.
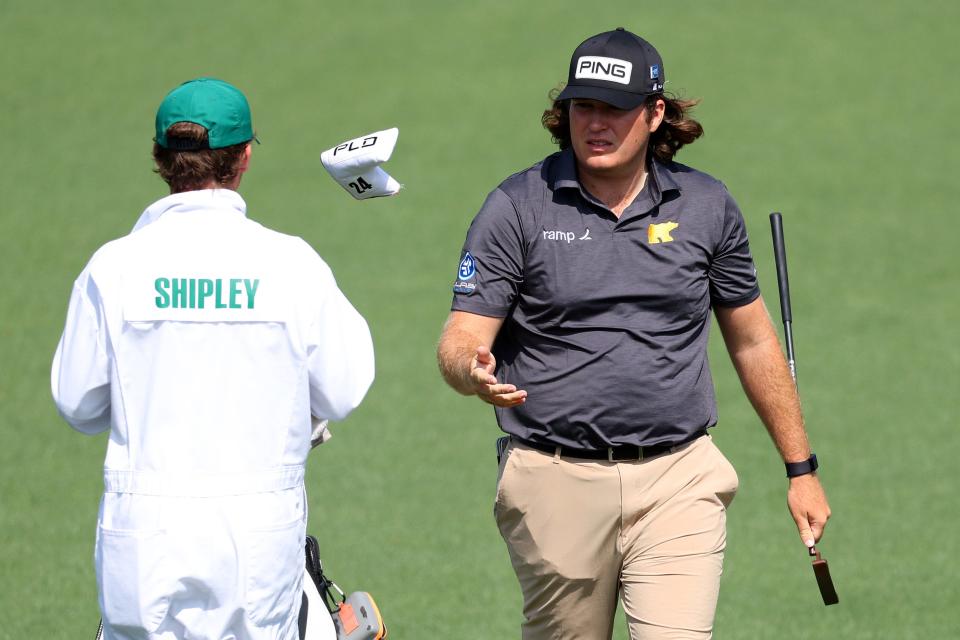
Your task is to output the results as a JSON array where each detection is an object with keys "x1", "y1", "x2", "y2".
[
  {"x1": 458, "y1": 252, "x2": 476, "y2": 279},
  {"x1": 453, "y1": 252, "x2": 477, "y2": 294},
  {"x1": 648, "y1": 221, "x2": 679, "y2": 244}
]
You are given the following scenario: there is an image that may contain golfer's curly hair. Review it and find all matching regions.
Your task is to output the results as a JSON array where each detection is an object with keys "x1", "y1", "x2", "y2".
[
  {"x1": 541, "y1": 88, "x2": 704, "y2": 163},
  {"x1": 153, "y1": 122, "x2": 249, "y2": 193}
]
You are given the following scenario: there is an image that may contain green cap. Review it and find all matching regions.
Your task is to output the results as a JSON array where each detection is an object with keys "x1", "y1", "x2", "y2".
[{"x1": 155, "y1": 78, "x2": 255, "y2": 150}]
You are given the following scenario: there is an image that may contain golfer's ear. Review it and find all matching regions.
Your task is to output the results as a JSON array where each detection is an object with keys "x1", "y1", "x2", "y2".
[
  {"x1": 239, "y1": 144, "x2": 252, "y2": 174},
  {"x1": 648, "y1": 99, "x2": 666, "y2": 132}
]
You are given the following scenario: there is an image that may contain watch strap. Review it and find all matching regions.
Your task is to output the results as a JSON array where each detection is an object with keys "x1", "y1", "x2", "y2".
[{"x1": 785, "y1": 453, "x2": 818, "y2": 478}]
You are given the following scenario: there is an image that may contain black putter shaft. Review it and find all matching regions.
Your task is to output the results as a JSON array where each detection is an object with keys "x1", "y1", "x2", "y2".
[
  {"x1": 769, "y1": 212, "x2": 839, "y2": 606},
  {"x1": 769, "y1": 212, "x2": 796, "y2": 384}
]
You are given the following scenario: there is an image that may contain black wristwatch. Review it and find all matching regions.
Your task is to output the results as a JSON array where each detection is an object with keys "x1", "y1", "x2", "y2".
[{"x1": 785, "y1": 453, "x2": 818, "y2": 478}]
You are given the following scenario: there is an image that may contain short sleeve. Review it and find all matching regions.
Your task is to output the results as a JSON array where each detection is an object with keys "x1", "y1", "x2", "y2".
[
  {"x1": 450, "y1": 188, "x2": 525, "y2": 317},
  {"x1": 709, "y1": 188, "x2": 761, "y2": 307}
]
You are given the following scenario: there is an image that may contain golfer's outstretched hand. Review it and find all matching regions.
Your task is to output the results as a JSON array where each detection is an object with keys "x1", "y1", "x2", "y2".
[
  {"x1": 470, "y1": 346, "x2": 527, "y2": 408},
  {"x1": 787, "y1": 474, "x2": 831, "y2": 548}
]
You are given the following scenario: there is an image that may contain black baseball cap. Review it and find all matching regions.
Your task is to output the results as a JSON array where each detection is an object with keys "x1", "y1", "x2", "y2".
[{"x1": 556, "y1": 28, "x2": 665, "y2": 110}]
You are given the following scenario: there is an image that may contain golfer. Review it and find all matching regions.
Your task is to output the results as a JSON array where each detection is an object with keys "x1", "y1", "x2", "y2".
[
  {"x1": 51, "y1": 78, "x2": 374, "y2": 640},
  {"x1": 437, "y1": 29, "x2": 830, "y2": 639}
]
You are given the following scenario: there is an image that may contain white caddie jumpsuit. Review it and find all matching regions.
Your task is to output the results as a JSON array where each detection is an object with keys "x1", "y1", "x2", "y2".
[{"x1": 52, "y1": 189, "x2": 374, "y2": 640}]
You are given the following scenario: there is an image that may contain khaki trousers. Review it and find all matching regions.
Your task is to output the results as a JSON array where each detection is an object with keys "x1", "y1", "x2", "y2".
[{"x1": 494, "y1": 435, "x2": 738, "y2": 640}]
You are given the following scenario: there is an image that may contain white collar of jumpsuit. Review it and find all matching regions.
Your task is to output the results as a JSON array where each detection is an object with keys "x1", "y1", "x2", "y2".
[{"x1": 131, "y1": 189, "x2": 247, "y2": 233}]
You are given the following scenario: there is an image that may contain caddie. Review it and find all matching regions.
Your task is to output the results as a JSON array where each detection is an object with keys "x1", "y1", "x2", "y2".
[
  {"x1": 52, "y1": 77, "x2": 374, "y2": 640},
  {"x1": 437, "y1": 29, "x2": 830, "y2": 639}
]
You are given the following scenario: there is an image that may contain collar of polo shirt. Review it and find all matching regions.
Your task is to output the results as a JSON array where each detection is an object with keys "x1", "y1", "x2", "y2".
[{"x1": 548, "y1": 147, "x2": 681, "y2": 211}]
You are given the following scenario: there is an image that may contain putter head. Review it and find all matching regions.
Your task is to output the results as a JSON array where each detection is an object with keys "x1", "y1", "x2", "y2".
[{"x1": 809, "y1": 546, "x2": 839, "y2": 605}]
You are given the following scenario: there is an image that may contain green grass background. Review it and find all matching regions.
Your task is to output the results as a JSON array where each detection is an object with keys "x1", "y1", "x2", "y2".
[{"x1": 1, "y1": 1, "x2": 958, "y2": 637}]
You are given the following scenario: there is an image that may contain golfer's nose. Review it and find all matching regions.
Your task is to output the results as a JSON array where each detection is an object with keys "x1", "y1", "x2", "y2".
[{"x1": 587, "y1": 113, "x2": 608, "y2": 130}]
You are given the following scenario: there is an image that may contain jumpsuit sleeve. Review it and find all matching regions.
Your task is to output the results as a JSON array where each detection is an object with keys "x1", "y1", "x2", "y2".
[
  {"x1": 51, "y1": 271, "x2": 111, "y2": 434},
  {"x1": 304, "y1": 258, "x2": 375, "y2": 422}
]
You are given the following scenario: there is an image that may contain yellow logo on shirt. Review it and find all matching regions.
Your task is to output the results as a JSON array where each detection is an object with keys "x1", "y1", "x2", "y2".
[{"x1": 648, "y1": 221, "x2": 679, "y2": 244}]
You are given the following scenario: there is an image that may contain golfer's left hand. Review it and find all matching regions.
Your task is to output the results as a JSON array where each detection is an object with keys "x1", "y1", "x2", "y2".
[
  {"x1": 787, "y1": 474, "x2": 831, "y2": 548},
  {"x1": 470, "y1": 346, "x2": 527, "y2": 408}
]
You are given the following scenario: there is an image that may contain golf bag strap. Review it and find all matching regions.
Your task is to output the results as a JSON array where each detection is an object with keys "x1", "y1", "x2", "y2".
[{"x1": 304, "y1": 535, "x2": 343, "y2": 615}]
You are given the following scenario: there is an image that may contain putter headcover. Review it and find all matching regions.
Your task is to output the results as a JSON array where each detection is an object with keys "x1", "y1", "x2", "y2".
[{"x1": 321, "y1": 128, "x2": 401, "y2": 200}]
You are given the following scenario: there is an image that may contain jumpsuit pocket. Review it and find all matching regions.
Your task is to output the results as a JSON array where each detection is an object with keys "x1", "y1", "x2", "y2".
[
  {"x1": 245, "y1": 517, "x2": 305, "y2": 627},
  {"x1": 97, "y1": 526, "x2": 171, "y2": 634}
]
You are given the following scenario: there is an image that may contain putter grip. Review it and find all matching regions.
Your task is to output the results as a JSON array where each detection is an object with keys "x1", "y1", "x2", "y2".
[{"x1": 769, "y1": 212, "x2": 792, "y2": 323}]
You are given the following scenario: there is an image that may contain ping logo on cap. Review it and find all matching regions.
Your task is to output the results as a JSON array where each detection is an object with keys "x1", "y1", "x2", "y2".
[{"x1": 575, "y1": 56, "x2": 633, "y2": 85}]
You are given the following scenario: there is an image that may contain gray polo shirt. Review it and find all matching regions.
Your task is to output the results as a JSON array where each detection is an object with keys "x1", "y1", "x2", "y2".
[{"x1": 451, "y1": 147, "x2": 760, "y2": 449}]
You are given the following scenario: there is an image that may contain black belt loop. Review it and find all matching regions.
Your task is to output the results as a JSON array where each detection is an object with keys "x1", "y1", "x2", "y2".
[{"x1": 517, "y1": 429, "x2": 707, "y2": 462}]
